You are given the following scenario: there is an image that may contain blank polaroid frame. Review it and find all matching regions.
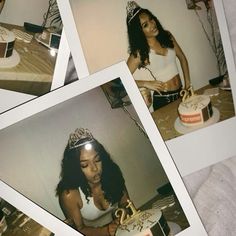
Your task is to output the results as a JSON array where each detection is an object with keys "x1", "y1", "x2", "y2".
[
  {"x1": 58, "y1": 0, "x2": 236, "y2": 176},
  {"x1": 0, "y1": 62, "x2": 207, "y2": 236},
  {"x1": 0, "y1": 180, "x2": 82, "y2": 236}
]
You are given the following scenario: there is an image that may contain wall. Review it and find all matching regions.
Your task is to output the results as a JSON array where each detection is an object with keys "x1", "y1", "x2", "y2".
[
  {"x1": 223, "y1": 0, "x2": 236, "y2": 62},
  {"x1": 0, "y1": 0, "x2": 49, "y2": 26},
  {"x1": 70, "y1": 0, "x2": 219, "y2": 90},
  {"x1": 0, "y1": 86, "x2": 169, "y2": 219}
]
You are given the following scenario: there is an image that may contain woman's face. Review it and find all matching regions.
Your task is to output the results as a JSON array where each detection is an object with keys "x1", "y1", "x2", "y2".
[
  {"x1": 139, "y1": 12, "x2": 159, "y2": 38},
  {"x1": 79, "y1": 147, "x2": 102, "y2": 185}
]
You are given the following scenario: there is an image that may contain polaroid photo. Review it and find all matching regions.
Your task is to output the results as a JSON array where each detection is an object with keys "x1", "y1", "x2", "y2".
[
  {"x1": 58, "y1": 0, "x2": 236, "y2": 176},
  {"x1": 0, "y1": 180, "x2": 84, "y2": 236},
  {"x1": 0, "y1": 62, "x2": 207, "y2": 236},
  {"x1": 0, "y1": 1, "x2": 73, "y2": 114}
]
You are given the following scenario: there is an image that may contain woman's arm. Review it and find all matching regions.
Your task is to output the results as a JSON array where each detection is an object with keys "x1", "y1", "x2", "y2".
[
  {"x1": 127, "y1": 54, "x2": 165, "y2": 92},
  {"x1": 59, "y1": 189, "x2": 116, "y2": 236},
  {"x1": 172, "y1": 35, "x2": 191, "y2": 89}
]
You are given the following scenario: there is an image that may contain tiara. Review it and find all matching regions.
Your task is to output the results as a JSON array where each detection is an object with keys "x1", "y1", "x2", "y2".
[
  {"x1": 127, "y1": 1, "x2": 142, "y2": 24},
  {"x1": 68, "y1": 128, "x2": 94, "y2": 149}
]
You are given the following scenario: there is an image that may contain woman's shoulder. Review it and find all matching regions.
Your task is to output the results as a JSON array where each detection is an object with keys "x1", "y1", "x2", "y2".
[
  {"x1": 60, "y1": 189, "x2": 82, "y2": 205},
  {"x1": 127, "y1": 52, "x2": 141, "y2": 72},
  {"x1": 128, "y1": 51, "x2": 141, "y2": 60}
]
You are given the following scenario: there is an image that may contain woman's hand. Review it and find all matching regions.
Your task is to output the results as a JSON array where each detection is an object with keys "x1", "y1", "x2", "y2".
[
  {"x1": 184, "y1": 79, "x2": 191, "y2": 90},
  {"x1": 143, "y1": 80, "x2": 167, "y2": 93}
]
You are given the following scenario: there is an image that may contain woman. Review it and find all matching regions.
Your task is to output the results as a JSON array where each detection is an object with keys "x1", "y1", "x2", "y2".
[
  {"x1": 126, "y1": 1, "x2": 191, "y2": 110},
  {"x1": 56, "y1": 128, "x2": 129, "y2": 236}
]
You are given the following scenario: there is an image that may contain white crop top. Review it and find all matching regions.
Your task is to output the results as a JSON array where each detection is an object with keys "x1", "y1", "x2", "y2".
[
  {"x1": 145, "y1": 48, "x2": 179, "y2": 82},
  {"x1": 79, "y1": 188, "x2": 117, "y2": 226}
]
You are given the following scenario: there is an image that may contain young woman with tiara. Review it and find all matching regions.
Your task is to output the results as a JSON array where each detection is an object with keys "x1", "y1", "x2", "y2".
[
  {"x1": 56, "y1": 128, "x2": 129, "y2": 236},
  {"x1": 126, "y1": 1, "x2": 191, "y2": 110}
]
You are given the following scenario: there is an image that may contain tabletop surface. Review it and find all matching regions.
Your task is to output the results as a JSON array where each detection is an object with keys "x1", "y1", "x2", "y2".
[
  {"x1": 0, "y1": 23, "x2": 57, "y2": 95},
  {"x1": 2, "y1": 210, "x2": 52, "y2": 236}
]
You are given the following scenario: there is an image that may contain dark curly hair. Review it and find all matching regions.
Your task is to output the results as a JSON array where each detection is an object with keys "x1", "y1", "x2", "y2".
[
  {"x1": 56, "y1": 138, "x2": 126, "y2": 205},
  {"x1": 127, "y1": 8, "x2": 174, "y2": 67}
]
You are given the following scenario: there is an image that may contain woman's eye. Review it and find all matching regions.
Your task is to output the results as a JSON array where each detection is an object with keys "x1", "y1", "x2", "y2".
[
  {"x1": 95, "y1": 157, "x2": 101, "y2": 163},
  {"x1": 81, "y1": 164, "x2": 88, "y2": 168}
]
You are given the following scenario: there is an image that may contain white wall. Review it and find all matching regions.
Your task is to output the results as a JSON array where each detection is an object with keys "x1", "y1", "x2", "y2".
[
  {"x1": 0, "y1": 0, "x2": 49, "y2": 26},
  {"x1": 0, "y1": 86, "x2": 169, "y2": 219},
  {"x1": 69, "y1": 0, "x2": 219, "y2": 90},
  {"x1": 223, "y1": 0, "x2": 236, "y2": 62}
]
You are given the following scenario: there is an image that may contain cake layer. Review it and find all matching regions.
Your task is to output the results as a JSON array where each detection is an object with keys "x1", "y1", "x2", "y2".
[
  {"x1": 178, "y1": 95, "x2": 213, "y2": 126},
  {"x1": 0, "y1": 26, "x2": 15, "y2": 58},
  {"x1": 116, "y1": 208, "x2": 170, "y2": 236}
]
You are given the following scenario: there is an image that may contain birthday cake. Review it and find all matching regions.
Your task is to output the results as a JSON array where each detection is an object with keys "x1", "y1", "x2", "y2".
[
  {"x1": 115, "y1": 208, "x2": 170, "y2": 236},
  {"x1": 178, "y1": 94, "x2": 213, "y2": 127},
  {"x1": 0, "y1": 26, "x2": 15, "y2": 58}
]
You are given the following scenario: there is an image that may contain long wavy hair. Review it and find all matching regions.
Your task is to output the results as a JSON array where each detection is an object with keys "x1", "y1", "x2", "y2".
[
  {"x1": 56, "y1": 138, "x2": 126, "y2": 205},
  {"x1": 127, "y1": 8, "x2": 174, "y2": 67}
]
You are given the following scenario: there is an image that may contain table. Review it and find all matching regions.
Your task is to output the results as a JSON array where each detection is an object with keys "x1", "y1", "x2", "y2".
[
  {"x1": 0, "y1": 199, "x2": 53, "y2": 236},
  {"x1": 2, "y1": 210, "x2": 53, "y2": 236},
  {"x1": 0, "y1": 23, "x2": 57, "y2": 96},
  {"x1": 152, "y1": 85, "x2": 235, "y2": 141}
]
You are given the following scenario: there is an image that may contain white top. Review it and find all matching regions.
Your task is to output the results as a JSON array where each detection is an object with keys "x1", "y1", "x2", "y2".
[
  {"x1": 145, "y1": 48, "x2": 179, "y2": 82},
  {"x1": 79, "y1": 188, "x2": 117, "y2": 227}
]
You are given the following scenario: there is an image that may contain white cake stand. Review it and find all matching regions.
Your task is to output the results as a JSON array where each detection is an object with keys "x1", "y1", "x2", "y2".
[
  {"x1": 168, "y1": 221, "x2": 182, "y2": 235},
  {"x1": 174, "y1": 107, "x2": 220, "y2": 134},
  {"x1": 0, "y1": 49, "x2": 20, "y2": 68}
]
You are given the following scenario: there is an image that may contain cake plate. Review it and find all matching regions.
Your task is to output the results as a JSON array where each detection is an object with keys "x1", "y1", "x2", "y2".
[
  {"x1": 168, "y1": 221, "x2": 182, "y2": 235},
  {"x1": 174, "y1": 107, "x2": 220, "y2": 134},
  {"x1": 0, "y1": 50, "x2": 20, "y2": 68}
]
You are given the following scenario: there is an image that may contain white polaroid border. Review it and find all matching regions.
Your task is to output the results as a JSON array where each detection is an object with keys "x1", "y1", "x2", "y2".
[
  {"x1": 58, "y1": 0, "x2": 236, "y2": 176},
  {"x1": 56, "y1": 0, "x2": 89, "y2": 80},
  {"x1": 0, "y1": 180, "x2": 82, "y2": 236},
  {"x1": 50, "y1": 29, "x2": 71, "y2": 90},
  {"x1": 0, "y1": 61, "x2": 207, "y2": 236},
  {"x1": 167, "y1": 0, "x2": 236, "y2": 176}
]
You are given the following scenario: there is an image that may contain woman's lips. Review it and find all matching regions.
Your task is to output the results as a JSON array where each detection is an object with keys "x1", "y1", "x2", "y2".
[
  {"x1": 153, "y1": 27, "x2": 158, "y2": 33},
  {"x1": 93, "y1": 174, "x2": 101, "y2": 181}
]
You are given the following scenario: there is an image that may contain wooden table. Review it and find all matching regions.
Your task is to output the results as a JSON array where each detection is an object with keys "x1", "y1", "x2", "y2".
[
  {"x1": 152, "y1": 85, "x2": 235, "y2": 141},
  {"x1": 0, "y1": 23, "x2": 57, "y2": 96},
  {"x1": 2, "y1": 210, "x2": 53, "y2": 236}
]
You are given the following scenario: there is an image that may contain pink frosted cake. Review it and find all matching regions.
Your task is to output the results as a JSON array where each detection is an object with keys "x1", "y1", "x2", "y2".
[{"x1": 178, "y1": 94, "x2": 213, "y2": 126}]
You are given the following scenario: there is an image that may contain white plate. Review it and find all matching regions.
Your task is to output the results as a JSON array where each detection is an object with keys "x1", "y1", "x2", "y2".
[
  {"x1": 168, "y1": 221, "x2": 182, "y2": 235},
  {"x1": 0, "y1": 50, "x2": 20, "y2": 68},
  {"x1": 219, "y1": 86, "x2": 231, "y2": 91},
  {"x1": 174, "y1": 107, "x2": 220, "y2": 134}
]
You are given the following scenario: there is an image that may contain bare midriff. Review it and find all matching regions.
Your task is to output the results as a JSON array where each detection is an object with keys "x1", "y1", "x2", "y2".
[{"x1": 162, "y1": 74, "x2": 182, "y2": 92}]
